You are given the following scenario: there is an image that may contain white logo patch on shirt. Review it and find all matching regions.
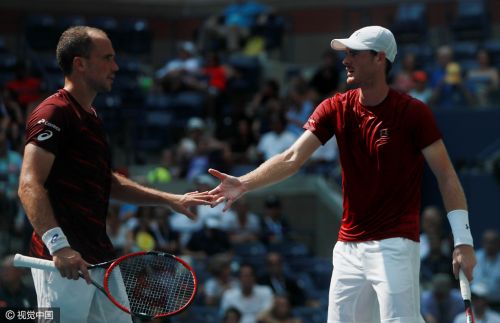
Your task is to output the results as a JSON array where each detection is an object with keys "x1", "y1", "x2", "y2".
[
  {"x1": 37, "y1": 130, "x2": 53, "y2": 141},
  {"x1": 36, "y1": 119, "x2": 61, "y2": 132}
]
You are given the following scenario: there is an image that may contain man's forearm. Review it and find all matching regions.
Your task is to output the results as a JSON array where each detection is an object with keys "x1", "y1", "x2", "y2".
[
  {"x1": 110, "y1": 172, "x2": 175, "y2": 206},
  {"x1": 18, "y1": 182, "x2": 59, "y2": 237},
  {"x1": 240, "y1": 148, "x2": 303, "y2": 192},
  {"x1": 437, "y1": 171, "x2": 468, "y2": 212}
]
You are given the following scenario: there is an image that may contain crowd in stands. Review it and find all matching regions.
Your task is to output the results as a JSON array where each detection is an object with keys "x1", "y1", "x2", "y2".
[{"x1": 1, "y1": 0, "x2": 500, "y2": 322}]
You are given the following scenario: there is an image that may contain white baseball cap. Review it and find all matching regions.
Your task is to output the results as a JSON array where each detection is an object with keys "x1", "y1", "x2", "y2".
[{"x1": 331, "y1": 26, "x2": 397, "y2": 63}]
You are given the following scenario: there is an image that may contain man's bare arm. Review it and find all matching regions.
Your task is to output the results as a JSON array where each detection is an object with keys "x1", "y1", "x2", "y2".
[
  {"x1": 110, "y1": 172, "x2": 212, "y2": 219},
  {"x1": 18, "y1": 144, "x2": 58, "y2": 236},
  {"x1": 18, "y1": 143, "x2": 91, "y2": 282},
  {"x1": 422, "y1": 139, "x2": 476, "y2": 280},
  {"x1": 209, "y1": 130, "x2": 322, "y2": 210}
]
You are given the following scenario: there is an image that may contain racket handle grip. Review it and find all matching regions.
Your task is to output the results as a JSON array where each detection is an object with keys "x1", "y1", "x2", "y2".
[
  {"x1": 459, "y1": 269, "x2": 471, "y2": 300},
  {"x1": 13, "y1": 254, "x2": 57, "y2": 272}
]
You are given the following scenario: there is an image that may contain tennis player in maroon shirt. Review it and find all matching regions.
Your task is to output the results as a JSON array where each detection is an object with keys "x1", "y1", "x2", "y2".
[
  {"x1": 18, "y1": 26, "x2": 211, "y2": 323},
  {"x1": 208, "y1": 26, "x2": 477, "y2": 322}
]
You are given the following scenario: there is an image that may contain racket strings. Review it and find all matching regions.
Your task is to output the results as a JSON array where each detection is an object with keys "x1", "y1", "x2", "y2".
[{"x1": 108, "y1": 254, "x2": 195, "y2": 317}]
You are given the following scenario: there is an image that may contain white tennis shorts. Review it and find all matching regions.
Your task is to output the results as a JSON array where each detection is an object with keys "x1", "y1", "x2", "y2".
[
  {"x1": 31, "y1": 267, "x2": 133, "y2": 323},
  {"x1": 328, "y1": 237, "x2": 425, "y2": 323}
]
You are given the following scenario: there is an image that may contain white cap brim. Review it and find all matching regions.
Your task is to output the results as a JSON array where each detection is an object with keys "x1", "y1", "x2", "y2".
[{"x1": 331, "y1": 38, "x2": 372, "y2": 51}]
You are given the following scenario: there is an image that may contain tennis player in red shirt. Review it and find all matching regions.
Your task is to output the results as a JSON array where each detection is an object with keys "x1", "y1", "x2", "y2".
[
  {"x1": 208, "y1": 26, "x2": 476, "y2": 322},
  {"x1": 19, "y1": 26, "x2": 212, "y2": 323}
]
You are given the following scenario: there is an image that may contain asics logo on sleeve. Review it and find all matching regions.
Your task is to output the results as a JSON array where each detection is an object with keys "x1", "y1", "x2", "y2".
[
  {"x1": 37, "y1": 130, "x2": 53, "y2": 141},
  {"x1": 36, "y1": 119, "x2": 61, "y2": 132}
]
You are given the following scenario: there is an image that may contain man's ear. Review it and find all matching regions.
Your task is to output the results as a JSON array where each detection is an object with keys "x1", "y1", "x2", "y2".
[
  {"x1": 73, "y1": 56, "x2": 85, "y2": 72},
  {"x1": 377, "y1": 52, "x2": 387, "y2": 64}
]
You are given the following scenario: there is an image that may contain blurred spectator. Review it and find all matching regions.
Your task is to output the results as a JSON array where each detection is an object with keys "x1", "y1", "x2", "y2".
[
  {"x1": 304, "y1": 136, "x2": 339, "y2": 180},
  {"x1": 0, "y1": 255, "x2": 36, "y2": 308},
  {"x1": 420, "y1": 233, "x2": 454, "y2": 289},
  {"x1": 223, "y1": 197, "x2": 262, "y2": 245},
  {"x1": 220, "y1": 264, "x2": 274, "y2": 323},
  {"x1": 260, "y1": 195, "x2": 291, "y2": 245},
  {"x1": 0, "y1": 90, "x2": 24, "y2": 153},
  {"x1": 285, "y1": 78, "x2": 314, "y2": 137},
  {"x1": 421, "y1": 273, "x2": 464, "y2": 323},
  {"x1": 408, "y1": 70, "x2": 433, "y2": 104},
  {"x1": 5, "y1": 61, "x2": 42, "y2": 112},
  {"x1": 453, "y1": 283, "x2": 500, "y2": 323},
  {"x1": 472, "y1": 229, "x2": 500, "y2": 305},
  {"x1": 126, "y1": 206, "x2": 180, "y2": 254},
  {"x1": 309, "y1": 50, "x2": 340, "y2": 101},
  {"x1": 0, "y1": 125, "x2": 22, "y2": 233},
  {"x1": 420, "y1": 205, "x2": 452, "y2": 260},
  {"x1": 251, "y1": 10, "x2": 285, "y2": 53},
  {"x1": 106, "y1": 203, "x2": 129, "y2": 255},
  {"x1": 197, "y1": 15, "x2": 228, "y2": 53},
  {"x1": 247, "y1": 79, "x2": 282, "y2": 134},
  {"x1": 177, "y1": 117, "x2": 231, "y2": 180},
  {"x1": 256, "y1": 113, "x2": 297, "y2": 161},
  {"x1": 428, "y1": 45, "x2": 454, "y2": 88},
  {"x1": 223, "y1": 306, "x2": 243, "y2": 323},
  {"x1": 430, "y1": 62, "x2": 476, "y2": 109},
  {"x1": 202, "y1": 52, "x2": 232, "y2": 121},
  {"x1": 1, "y1": 88, "x2": 24, "y2": 125},
  {"x1": 146, "y1": 148, "x2": 180, "y2": 184},
  {"x1": 466, "y1": 48, "x2": 499, "y2": 107},
  {"x1": 229, "y1": 117, "x2": 258, "y2": 165},
  {"x1": 126, "y1": 209, "x2": 157, "y2": 252},
  {"x1": 256, "y1": 295, "x2": 302, "y2": 323},
  {"x1": 258, "y1": 252, "x2": 306, "y2": 307},
  {"x1": 204, "y1": 253, "x2": 239, "y2": 306},
  {"x1": 392, "y1": 52, "x2": 417, "y2": 93},
  {"x1": 222, "y1": 0, "x2": 270, "y2": 52},
  {"x1": 155, "y1": 41, "x2": 202, "y2": 93},
  {"x1": 203, "y1": 52, "x2": 232, "y2": 94},
  {"x1": 170, "y1": 175, "x2": 228, "y2": 247},
  {"x1": 184, "y1": 216, "x2": 232, "y2": 260}
]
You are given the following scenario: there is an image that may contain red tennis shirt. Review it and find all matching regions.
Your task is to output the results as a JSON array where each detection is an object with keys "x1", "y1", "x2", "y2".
[
  {"x1": 304, "y1": 88, "x2": 442, "y2": 242},
  {"x1": 25, "y1": 89, "x2": 115, "y2": 263}
]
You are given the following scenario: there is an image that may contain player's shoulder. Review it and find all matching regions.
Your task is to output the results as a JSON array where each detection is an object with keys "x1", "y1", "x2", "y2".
[
  {"x1": 391, "y1": 88, "x2": 429, "y2": 110},
  {"x1": 319, "y1": 89, "x2": 358, "y2": 110},
  {"x1": 30, "y1": 90, "x2": 77, "y2": 120},
  {"x1": 36, "y1": 90, "x2": 71, "y2": 110}
]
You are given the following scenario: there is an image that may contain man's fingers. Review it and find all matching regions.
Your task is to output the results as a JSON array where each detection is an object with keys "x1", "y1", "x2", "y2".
[
  {"x1": 79, "y1": 263, "x2": 92, "y2": 284},
  {"x1": 223, "y1": 199, "x2": 234, "y2": 212},
  {"x1": 208, "y1": 168, "x2": 227, "y2": 181},
  {"x1": 191, "y1": 198, "x2": 212, "y2": 205},
  {"x1": 209, "y1": 186, "x2": 221, "y2": 195},
  {"x1": 181, "y1": 208, "x2": 196, "y2": 219}
]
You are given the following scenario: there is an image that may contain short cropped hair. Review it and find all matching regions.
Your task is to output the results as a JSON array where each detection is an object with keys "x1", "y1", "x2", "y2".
[{"x1": 56, "y1": 26, "x2": 107, "y2": 76}]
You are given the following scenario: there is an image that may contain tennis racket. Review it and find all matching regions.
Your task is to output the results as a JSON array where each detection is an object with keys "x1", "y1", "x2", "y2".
[
  {"x1": 459, "y1": 270, "x2": 474, "y2": 323},
  {"x1": 13, "y1": 251, "x2": 197, "y2": 320}
]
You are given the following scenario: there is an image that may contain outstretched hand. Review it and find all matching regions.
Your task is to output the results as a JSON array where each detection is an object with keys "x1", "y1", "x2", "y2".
[
  {"x1": 208, "y1": 168, "x2": 247, "y2": 212},
  {"x1": 169, "y1": 191, "x2": 213, "y2": 219}
]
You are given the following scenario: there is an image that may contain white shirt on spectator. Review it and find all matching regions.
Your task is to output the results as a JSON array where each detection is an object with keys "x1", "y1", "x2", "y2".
[
  {"x1": 453, "y1": 309, "x2": 500, "y2": 323},
  {"x1": 257, "y1": 130, "x2": 297, "y2": 160},
  {"x1": 472, "y1": 249, "x2": 500, "y2": 302},
  {"x1": 220, "y1": 285, "x2": 274, "y2": 323}
]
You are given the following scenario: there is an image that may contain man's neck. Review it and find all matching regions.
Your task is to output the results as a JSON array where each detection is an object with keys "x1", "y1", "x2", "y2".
[
  {"x1": 358, "y1": 83, "x2": 390, "y2": 107},
  {"x1": 64, "y1": 80, "x2": 96, "y2": 113}
]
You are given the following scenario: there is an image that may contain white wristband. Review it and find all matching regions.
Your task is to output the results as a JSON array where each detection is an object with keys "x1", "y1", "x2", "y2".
[
  {"x1": 447, "y1": 210, "x2": 474, "y2": 247},
  {"x1": 42, "y1": 227, "x2": 70, "y2": 255}
]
